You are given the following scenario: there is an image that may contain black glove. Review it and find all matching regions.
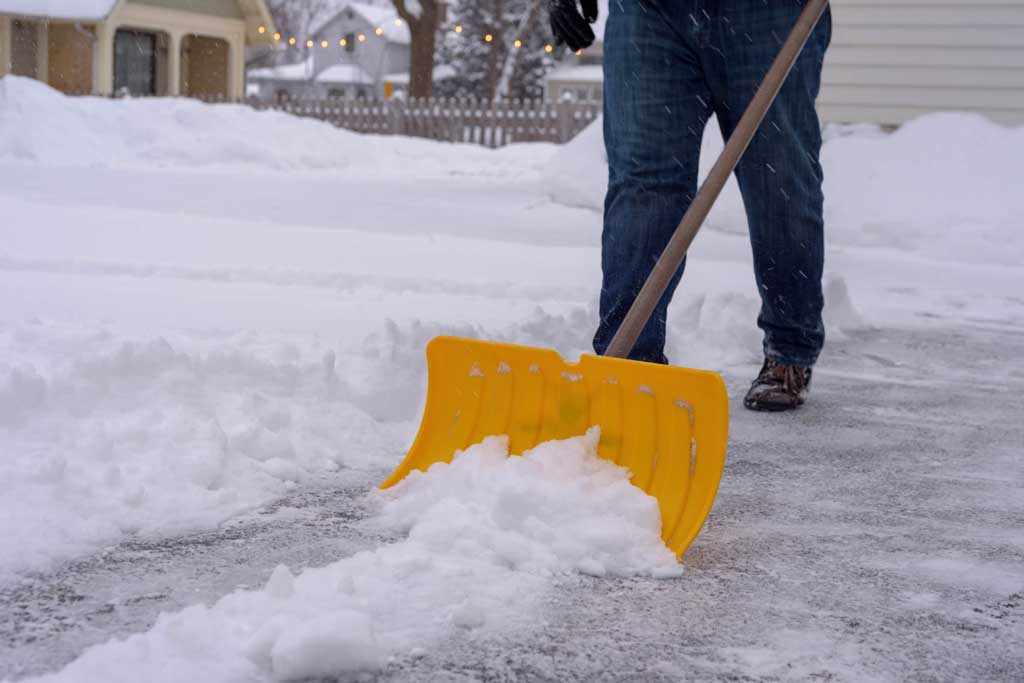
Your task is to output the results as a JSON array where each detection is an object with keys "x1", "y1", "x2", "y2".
[{"x1": 548, "y1": 0, "x2": 599, "y2": 52}]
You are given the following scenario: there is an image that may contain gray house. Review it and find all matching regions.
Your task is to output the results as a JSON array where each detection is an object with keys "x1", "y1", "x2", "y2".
[
  {"x1": 248, "y1": 2, "x2": 411, "y2": 101},
  {"x1": 545, "y1": 0, "x2": 1024, "y2": 126}
]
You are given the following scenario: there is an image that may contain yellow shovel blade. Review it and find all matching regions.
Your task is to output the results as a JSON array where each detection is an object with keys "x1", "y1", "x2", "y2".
[{"x1": 380, "y1": 336, "x2": 729, "y2": 558}]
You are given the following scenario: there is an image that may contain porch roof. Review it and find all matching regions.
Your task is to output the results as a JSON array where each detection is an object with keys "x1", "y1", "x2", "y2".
[
  {"x1": 0, "y1": 0, "x2": 118, "y2": 21},
  {"x1": 0, "y1": 0, "x2": 277, "y2": 45}
]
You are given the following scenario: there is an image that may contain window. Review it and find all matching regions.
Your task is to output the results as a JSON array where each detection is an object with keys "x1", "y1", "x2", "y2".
[
  {"x1": 114, "y1": 29, "x2": 158, "y2": 96},
  {"x1": 10, "y1": 20, "x2": 41, "y2": 78},
  {"x1": 328, "y1": 87, "x2": 346, "y2": 99},
  {"x1": 345, "y1": 32, "x2": 355, "y2": 52}
]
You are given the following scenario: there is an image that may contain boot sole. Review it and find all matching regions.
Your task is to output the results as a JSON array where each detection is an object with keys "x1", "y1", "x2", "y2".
[{"x1": 743, "y1": 397, "x2": 804, "y2": 412}]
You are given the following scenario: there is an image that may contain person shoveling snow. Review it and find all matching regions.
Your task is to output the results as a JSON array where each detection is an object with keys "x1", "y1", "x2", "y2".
[{"x1": 551, "y1": 0, "x2": 832, "y2": 411}]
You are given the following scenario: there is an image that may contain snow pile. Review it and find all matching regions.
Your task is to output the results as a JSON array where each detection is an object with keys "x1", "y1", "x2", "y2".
[
  {"x1": 823, "y1": 113, "x2": 1024, "y2": 264},
  {"x1": 545, "y1": 113, "x2": 1024, "y2": 264},
  {"x1": 0, "y1": 76, "x2": 545, "y2": 175},
  {"x1": 0, "y1": 77, "x2": 364, "y2": 171},
  {"x1": 378, "y1": 428, "x2": 681, "y2": 578},
  {"x1": 0, "y1": 329, "x2": 395, "y2": 581},
  {"x1": 24, "y1": 430, "x2": 680, "y2": 683}
]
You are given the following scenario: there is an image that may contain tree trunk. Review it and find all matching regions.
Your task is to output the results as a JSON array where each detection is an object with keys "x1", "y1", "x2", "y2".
[
  {"x1": 485, "y1": 0, "x2": 503, "y2": 100},
  {"x1": 494, "y1": 0, "x2": 543, "y2": 100},
  {"x1": 393, "y1": 0, "x2": 441, "y2": 99}
]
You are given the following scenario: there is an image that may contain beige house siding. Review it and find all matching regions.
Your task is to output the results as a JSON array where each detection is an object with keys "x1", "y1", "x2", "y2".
[
  {"x1": 47, "y1": 23, "x2": 94, "y2": 94},
  {"x1": 182, "y1": 34, "x2": 230, "y2": 96},
  {"x1": 0, "y1": 17, "x2": 9, "y2": 78},
  {"x1": 821, "y1": 0, "x2": 1024, "y2": 125},
  {"x1": 0, "y1": 0, "x2": 273, "y2": 98}
]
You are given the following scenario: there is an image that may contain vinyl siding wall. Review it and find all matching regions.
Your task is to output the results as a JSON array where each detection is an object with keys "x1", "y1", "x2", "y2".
[{"x1": 821, "y1": 0, "x2": 1024, "y2": 125}]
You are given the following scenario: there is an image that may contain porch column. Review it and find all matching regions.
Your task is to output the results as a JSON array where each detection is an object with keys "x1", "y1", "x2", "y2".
[
  {"x1": 0, "y1": 17, "x2": 11, "y2": 77},
  {"x1": 35, "y1": 21, "x2": 48, "y2": 82},
  {"x1": 94, "y1": 22, "x2": 114, "y2": 95},
  {"x1": 229, "y1": 33, "x2": 244, "y2": 100},
  {"x1": 167, "y1": 31, "x2": 181, "y2": 95}
]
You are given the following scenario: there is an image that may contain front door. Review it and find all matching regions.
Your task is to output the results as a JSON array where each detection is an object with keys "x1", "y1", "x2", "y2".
[{"x1": 113, "y1": 29, "x2": 157, "y2": 96}]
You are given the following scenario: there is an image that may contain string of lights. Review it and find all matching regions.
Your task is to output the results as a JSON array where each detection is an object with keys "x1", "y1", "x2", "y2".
[{"x1": 255, "y1": 23, "x2": 584, "y2": 56}]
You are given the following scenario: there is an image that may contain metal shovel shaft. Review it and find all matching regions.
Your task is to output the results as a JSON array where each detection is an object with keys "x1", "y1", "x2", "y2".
[{"x1": 604, "y1": 0, "x2": 831, "y2": 360}]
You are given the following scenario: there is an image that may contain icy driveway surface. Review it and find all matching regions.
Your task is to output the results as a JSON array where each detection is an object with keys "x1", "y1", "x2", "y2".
[{"x1": 3, "y1": 324, "x2": 1022, "y2": 682}]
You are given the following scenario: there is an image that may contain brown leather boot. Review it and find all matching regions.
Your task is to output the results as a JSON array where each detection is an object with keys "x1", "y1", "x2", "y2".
[{"x1": 743, "y1": 358, "x2": 813, "y2": 412}]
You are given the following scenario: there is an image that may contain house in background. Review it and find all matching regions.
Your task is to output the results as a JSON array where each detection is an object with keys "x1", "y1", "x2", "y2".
[
  {"x1": 817, "y1": 0, "x2": 1024, "y2": 126},
  {"x1": 249, "y1": 2, "x2": 408, "y2": 101},
  {"x1": 545, "y1": 0, "x2": 605, "y2": 104},
  {"x1": 545, "y1": 0, "x2": 605, "y2": 103},
  {"x1": 249, "y1": 1, "x2": 451, "y2": 101},
  {"x1": 247, "y1": 56, "x2": 375, "y2": 101},
  {"x1": 543, "y1": 0, "x2": 1024, "y2": 126},
  {"x1": 312, "y1": 2, "x2": 409, "y2": 89},
  {"x1": 0, "y1": 0, "x2": 275, "y2": 99}
]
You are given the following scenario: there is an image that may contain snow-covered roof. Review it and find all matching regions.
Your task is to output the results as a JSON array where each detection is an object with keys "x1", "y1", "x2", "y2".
[
  {"x1": 314, "y1": 2, "x2": 410, "y2": 45},
  {"x1": 316, "y1": 63, "x2": 373, "y2": 85},
  {"x1": 247, "y1": 58, "x2": 315, "y2": 82},
  {"x1": 383, "y1": 64, "x2": 456, "y2": 85},
  {"x1": 0, "y1": 0, "x2": 277, "y2": 44},
  {"x1": 546, "y1": 64, "x2": 603, "y2": 84},
  {"x1": 0, "y1": 0, "x2": 118, "y2": 20}
]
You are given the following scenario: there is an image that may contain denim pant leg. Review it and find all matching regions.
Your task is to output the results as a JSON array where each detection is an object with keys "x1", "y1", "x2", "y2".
[
  {"x1": 594, "y1": 0, "x2": 712, "y2": 364},
  {"x1": 704, "y1": 2, "x2": 832, "y2": 367}
]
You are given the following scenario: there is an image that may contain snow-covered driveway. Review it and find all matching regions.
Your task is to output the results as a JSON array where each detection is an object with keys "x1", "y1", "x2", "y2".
[
  {"x1": 3, "y1": 327, "x2": 1022, "y2": 682},
  {"x1": 1, "y1": 78, "x2": 1022, "y2": 681}
]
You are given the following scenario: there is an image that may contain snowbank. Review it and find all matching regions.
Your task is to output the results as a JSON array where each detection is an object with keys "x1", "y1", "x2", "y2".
[
  {"x1": 0, "y1": 76, "x2": 548, "y2": 175},
  {"x1": 0, "y1": 332, "x2": 396, "y2": 580},
  {"x1": 23, "y1": 431, "x2": 680, "y2": 682},
  {"x1": 544, "y1": 113, "x2": 1024, "y2": 265}
]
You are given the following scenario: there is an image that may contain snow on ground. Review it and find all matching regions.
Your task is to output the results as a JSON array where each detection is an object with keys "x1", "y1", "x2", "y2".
[
  {"x1": 25, "y1": 431, "x2": 680, "y2": 682},
  {"x1": 545, "y1": 112, "x2": 1024, "y2": 266},
  {"x1": 1, "y1": 77, "x2": 1023, "y2": 679}
]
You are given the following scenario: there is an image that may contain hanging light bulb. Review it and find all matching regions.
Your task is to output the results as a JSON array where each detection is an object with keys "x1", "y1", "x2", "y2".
[
  {"x1": 544, "y1": 44, "x2": 553, "y2": 53},
  {"x1": 514, "y1": 40, "x2": 522, "y2": 48},
  {"x1": 340, "y1": 38, "x2": 347, "y2": 46},
  {"x1": 258, "y1": 26, "x2": 266, "y2": 34},
  {"x1": 358, "y1": 34, "x2": 366, "y2": 42},
  {"x1": 274, "y1": 32, "x2": 281, "y2": 41},
  {"x1": 289, "y1": 37, "x2": 296, "y2": 45},
  {"x1": 375, "y1": 27, "x2": 384, "y2": 36},
  {"x1": 306, "y1": 39, "x2": 314, "y2": 48},
  {"x1": 484, "y1": 34, "x2": 493, "y2": 42},
  {"x1": 321, "y1": 40, "x2": 329, "y2": 48},
  {"x1": 454, "y1": 25, "x2": 463, "y2": 33}
]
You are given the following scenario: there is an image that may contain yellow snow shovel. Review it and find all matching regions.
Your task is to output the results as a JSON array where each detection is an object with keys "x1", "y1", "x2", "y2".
[{"x1": 381, "y1": 0, "x2": 831, "y2": 558}]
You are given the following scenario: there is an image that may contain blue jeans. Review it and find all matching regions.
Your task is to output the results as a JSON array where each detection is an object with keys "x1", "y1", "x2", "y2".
[{"x1": 593, "y1": 0, "x2": 831, "y2": 367}]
